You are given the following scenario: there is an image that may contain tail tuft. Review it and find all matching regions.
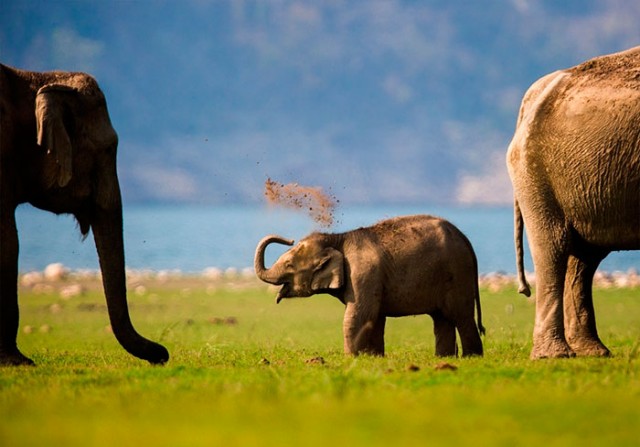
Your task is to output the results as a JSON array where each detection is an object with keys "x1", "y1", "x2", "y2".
[{"x1": 518, "y1": 283, "x2": 531, "y2": 297}]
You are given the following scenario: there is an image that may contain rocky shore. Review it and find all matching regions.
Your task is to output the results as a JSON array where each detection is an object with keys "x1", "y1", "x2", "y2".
[{"x1": 19, "y1": 263, "x2": 640, "y2": 297}]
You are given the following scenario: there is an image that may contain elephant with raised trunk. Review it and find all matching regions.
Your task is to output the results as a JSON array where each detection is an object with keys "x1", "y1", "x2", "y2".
[
  {"x1": 0, "y1": 64, "x2": 168, "y2": 365},
  {"x1": 507, "y1": 46, "x2": 640, "y2": 359},
  {"x1": 255, "y1": 215, "x2": 485, "y2": 357}
]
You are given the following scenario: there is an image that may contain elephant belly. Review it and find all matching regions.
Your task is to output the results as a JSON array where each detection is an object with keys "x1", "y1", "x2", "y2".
[
  {"x1": 566, "y1": 202, "x2": 640, "y2": 250},
  {"x1": 381, "y1": 268, "x2": 472, "y2": 317},
  {"x1": 548, "y1": 147, "x2": 640, "y2": 249},
  {"x1": 374, "y1": 216, "x2": 478, "y2": 317},
  {"x1": 381, "y1": 289, "x2": 436, "y2": 317}
]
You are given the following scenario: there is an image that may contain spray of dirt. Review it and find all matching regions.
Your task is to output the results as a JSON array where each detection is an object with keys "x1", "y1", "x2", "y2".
[{"x1": 264, "y1": 178, "x2": 338, "y2": 228}]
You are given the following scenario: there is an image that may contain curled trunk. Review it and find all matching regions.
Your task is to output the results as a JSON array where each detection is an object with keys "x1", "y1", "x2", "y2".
[{"x1": 254, "y1": 234, "x2": 293, "y2": 284}]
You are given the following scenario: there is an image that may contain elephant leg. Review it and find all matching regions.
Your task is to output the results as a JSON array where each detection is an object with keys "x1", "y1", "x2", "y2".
[
  {"x1": 0, "y1": 211, "x2": 34, "y2": 366},
  {"x1": 457, "y1": 318, "x2": 483, "y2": 357},
  {"x1": 530, "y1": 246, "x2": 575, "y2": 359},
  {"x1": 564, "y1": 251, "x2": 610, "y2": 357},
  {"x1": 432, "y1": 314, "x2": 457, "y2": 357},
  {"x1": 366, "y1": 315, "x2": 386, "y2": 356},
  {"x1": 343, "y1": 302, "x2": 381, "y2": 356}
]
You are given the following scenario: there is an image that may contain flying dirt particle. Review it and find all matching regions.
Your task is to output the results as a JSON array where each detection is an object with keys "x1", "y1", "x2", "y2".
[
  {"x1": 264, "y1": 178, "x2": 338, "y2": 228},
  {"x1": 406, "y1": 364, "x2": 420, "y2": 372}
]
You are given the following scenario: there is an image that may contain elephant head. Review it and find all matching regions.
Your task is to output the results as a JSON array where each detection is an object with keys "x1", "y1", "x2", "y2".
[
  {"x1": 0, "y1": 65, "x2": 169, "y2": 365},
  {"x1": 254, "y1": 234, "x2": 344, "y2": 303},
  {"x1": 38, "y1": 79, "x2": 168, "y2": 364}
]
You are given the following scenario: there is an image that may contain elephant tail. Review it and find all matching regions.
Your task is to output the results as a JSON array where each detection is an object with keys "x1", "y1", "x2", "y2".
[
  {"x1": 475, "y1": 287, "x2": 486, "y2": 336},
  {"x1": 514, "y1": 199, "x2": 531, "y2": 297}
]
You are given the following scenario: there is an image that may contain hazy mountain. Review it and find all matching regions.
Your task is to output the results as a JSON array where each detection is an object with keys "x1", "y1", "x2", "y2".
[{"x1": 3, "y1": 1, "x2": 639, "y2": 205}]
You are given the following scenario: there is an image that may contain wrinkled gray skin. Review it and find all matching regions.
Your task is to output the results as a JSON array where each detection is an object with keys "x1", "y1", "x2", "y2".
[
  {"x1": 255, "y1": 215, "x2": 485, "y2": 357},
  {"x1": 507, "y1": 47, "x2": 640, "y2": 359},
  {"x1": 0, "y1": 64, "x2": 168, "y2": 365}
]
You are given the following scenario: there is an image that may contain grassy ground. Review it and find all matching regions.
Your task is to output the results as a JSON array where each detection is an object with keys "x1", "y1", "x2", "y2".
[{"x1": 1, "y1": 276, "x2": 639, "y2": 446}]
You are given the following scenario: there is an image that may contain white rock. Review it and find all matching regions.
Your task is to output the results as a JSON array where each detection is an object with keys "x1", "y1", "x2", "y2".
[
  {"x1": 202, "y1": 267, "x2": 223, "y2": 280},
  {"x1": 21, "y1": 271, "x2": 43, "y2": 287},
  {"x1": 44, "y1": 263, "x2": 68, "y2": 281},
  {"x1": 49, "y1": 303, "x2": 62, "y2": 314},
  {"x1": 59, "y1": 284, "x2": 84, "y2": 299}
]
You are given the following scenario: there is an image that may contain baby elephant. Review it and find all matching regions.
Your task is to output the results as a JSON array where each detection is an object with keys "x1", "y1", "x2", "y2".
[{"x1": 254, "y1": 215, "x2": 485, "y2": 357}]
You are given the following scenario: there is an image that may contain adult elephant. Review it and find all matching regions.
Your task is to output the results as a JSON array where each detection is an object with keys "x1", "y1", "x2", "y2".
[
  {"x1": 0, "y1": 64, "x2": 169, "y2": 365},
  {"x1": 506, "y1": 47, "x2": 640, "y2": 359}
]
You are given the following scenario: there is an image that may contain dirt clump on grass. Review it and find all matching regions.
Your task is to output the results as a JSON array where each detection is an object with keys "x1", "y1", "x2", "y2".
[
  {"x1": 434, "y1": 362, "x2": 458, "y2": 371},
  {"x1": 264, "y1": 178, "x2": 338, "y2": 228}
]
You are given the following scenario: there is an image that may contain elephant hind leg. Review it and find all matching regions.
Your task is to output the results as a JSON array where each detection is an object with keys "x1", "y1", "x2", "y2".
[
  {"x1": 457, "y1": 319, "x2": 483, "y2": 357},
  {"x1": 528, "y1": 230, "x2": 575, "y2": 359},
  {"x1": 564, "y1": 252, "x2": 610, "y2": 357},
  {"x1": 432, "y1": 314, "x2": 457, "y2": 357}
]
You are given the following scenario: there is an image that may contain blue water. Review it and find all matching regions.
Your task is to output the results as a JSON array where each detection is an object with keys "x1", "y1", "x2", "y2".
[{"x1": 14, "y1": 204, "x2": 640, "y2": 274}]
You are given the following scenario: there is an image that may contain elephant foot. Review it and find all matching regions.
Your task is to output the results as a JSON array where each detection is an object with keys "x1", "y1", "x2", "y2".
[
  {"x1": 530, "y1": 338, "x2": 576, "y2": 359},
  {"x1": 568, "y1": 339, "x2": 611, "y2": 357},
  {"x1": 461, "y1": 349, "x2": 483, "y2": 358},
  {"x1": 0, "y1": 350, "x2": 35, "y2": 366},
  {"x1": 353, "y1": 347, "x2": 385, "y2": 357}
]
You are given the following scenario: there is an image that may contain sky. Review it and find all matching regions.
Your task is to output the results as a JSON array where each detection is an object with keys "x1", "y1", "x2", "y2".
[{"x1": 3, "y1": 0, "x2": 640, "y2": 206}]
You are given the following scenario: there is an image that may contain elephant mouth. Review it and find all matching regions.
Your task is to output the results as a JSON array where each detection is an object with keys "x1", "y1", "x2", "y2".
[
  {"x1": 276, "y1": 284, "x2": 311, "y2": 303},
  {"x1": 276, "y1": 284, "x2": 291, "y2": 304}
]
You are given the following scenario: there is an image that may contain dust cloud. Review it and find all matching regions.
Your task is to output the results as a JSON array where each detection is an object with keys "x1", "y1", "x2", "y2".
[{"x1": 264, "y1": 178, "x2": 338, "y2": 228}]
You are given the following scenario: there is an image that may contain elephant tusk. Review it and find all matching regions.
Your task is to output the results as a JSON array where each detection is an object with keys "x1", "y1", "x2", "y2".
[{"x1": 276, "y1": 285, "x2": 290, "y2": 304}]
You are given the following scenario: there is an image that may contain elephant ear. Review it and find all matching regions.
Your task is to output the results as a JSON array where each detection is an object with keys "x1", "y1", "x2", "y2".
[
  {"x1": 311, "y1": 248, "x2": 344, "y2": 291},
  {"x1": 36, "y1": 84, "x2": 75, "y2": 187}
]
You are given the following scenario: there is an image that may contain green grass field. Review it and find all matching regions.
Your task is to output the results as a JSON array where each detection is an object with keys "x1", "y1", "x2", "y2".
[{"x1": 1, "y1": 276, "x2": 639, "y2": 446}]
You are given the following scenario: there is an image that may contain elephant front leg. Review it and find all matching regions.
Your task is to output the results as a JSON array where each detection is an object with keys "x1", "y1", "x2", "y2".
[
  {"x1": 0, "y1": 211, "x2": 34, "y2": 366},
  {"x1": 368, "y1": 315, "x2": 386, "y2": 356},
  {"x1": 563, "y1": 253, "x2": 610, "y2": 357},
  {"x1": 342, "y1": 303, "x2": 384, "y2": 356}
]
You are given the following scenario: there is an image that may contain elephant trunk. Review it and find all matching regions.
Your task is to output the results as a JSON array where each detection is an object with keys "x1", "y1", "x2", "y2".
[
  {"x1": 92, "y1": 200, "x2": 169, "y2": 365},
  {"x1": 254, "y1": 235, "x2": 294, "y2": 284}
]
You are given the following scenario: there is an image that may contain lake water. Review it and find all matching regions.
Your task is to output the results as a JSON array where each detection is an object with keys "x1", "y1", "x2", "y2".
[{"x1": 14, "y1": 204, "x2": 640, "y2": 274}]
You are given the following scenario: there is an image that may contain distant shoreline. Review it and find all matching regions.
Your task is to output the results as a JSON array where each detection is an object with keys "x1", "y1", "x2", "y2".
[{"x1": 19, "y1": 263, "x2": 640, "y2": 292}]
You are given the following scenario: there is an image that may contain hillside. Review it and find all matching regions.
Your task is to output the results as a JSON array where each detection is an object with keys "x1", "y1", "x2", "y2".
[{"x1": 2, "y1": 1, "x2": 639, "y2": 205}]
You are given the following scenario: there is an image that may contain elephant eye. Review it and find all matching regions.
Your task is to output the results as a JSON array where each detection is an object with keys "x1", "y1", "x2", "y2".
[{"x1": 284, "y1": 261, "x2": 293, "y2": 270}]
